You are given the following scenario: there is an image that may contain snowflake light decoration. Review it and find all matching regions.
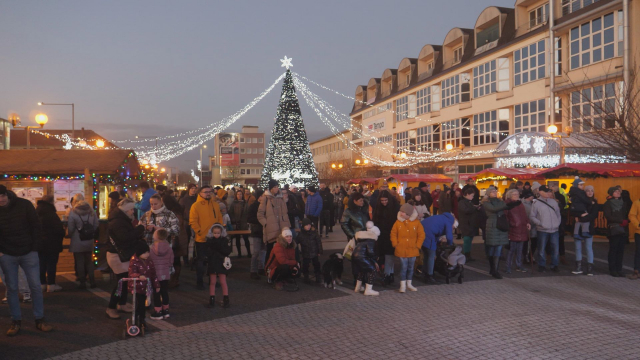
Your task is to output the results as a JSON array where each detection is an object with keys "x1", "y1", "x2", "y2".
[
  {"x1": 280, "y1": 56, "x2": 293, "y2": 70},
  {"x1": 533, "y1": 136, "x2": 546, "y2": 153},
  {"x1": 520, "y1": 134, "x2": 531, "y2": 153},
  {"x1": 507, "y1": 138, "x2": 519, "y2": 154}
]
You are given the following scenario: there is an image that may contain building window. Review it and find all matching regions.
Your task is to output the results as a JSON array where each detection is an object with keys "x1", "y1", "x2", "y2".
[
  {"x1": 240, "y1": 138, "x2": 245, "y2": 143},
  {"x1": 364, "y1": 139, "x2": 376, "y2": 147},
  {"x1": 258, "y1": 148, "x2": 263, "y2": 154},
  {"x1": 240, "y1": 148, "x2": 246, "y2": 154},
  {"x1": 514, "y1": 40, "x2": 546, "y2": 86},
  {"x1": 571, "y1": 82, "x2": 621, "y2": 132},
  {"x1": 497, "y1": 58, "x2": 510, "y2": 92},
  {"x1": 441, "y1": 75, "x2": 460, "y2": 108},
  {"x1": 555, "y1": 38, "x2": 562, "y2": 76},
  {"x1": 241, "y1": 169, "x2": 246, "y2": 175},
  {"x1": 417, "y1": 87, "x2": 431, "y2": 115},
  {"x1": 258, "y1": 138, "x2": 263, "y2": 143},
  {"x1": 363, "y1": 108, "x2": 377, "y2": 119},
  {"x1": 473, "y1": 60, "x2": 496, "y2": 98},
  {"x1": 570, "y1": 12, "x2": 620, "y2": 70},
  {"x1": 377, "y1": 135, "x2": 392, "y2": 143},
  {"x1": 441, "y1": 118, "x2": 470, "y2": 149},
  {"x1": 431, "y1": 85, "x2": 441, "y2": 111},
  {"x1": 473, "y1": 109, "x2": 509, "y2": 145},
  {"x1": 259, "y1": 158, "x2": 263, "y2": 164},
  {"x1": 453, "y1": 46, "x2": 463, "y2": 64},
  {"x1": 396, "y1": 131, "x2": 408, "y2": 153},
  {"x1": 529, "y1": 3, "x2": 549, "y2": 29},
  {"x1": 396, "y1": 96, "x2": 408, "y2": 122},
  {"x1": 562, "y1": 0, "x2": 601, "y2": 16},
  {"x1": 477, "y1": 22, "x2": 500, "y2": 46},
  {"x1": 515, "y1": 99, "x2": 547, "y2": 133},
  {"x1": 377, "y1": 103, "x2": 392, "y2": 113},
  {"x1": 417, "y1": 125, "x2": 441, "y2": 151},
  {"x1": 390, "y1": 169, "x2": 409, "y2": 175},
  {"x1": 240, "y1": 159, "x2": 245, "y2": 164}
]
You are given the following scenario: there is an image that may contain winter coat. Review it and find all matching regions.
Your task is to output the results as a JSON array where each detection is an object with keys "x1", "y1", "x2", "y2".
[
  {"x1": 457, "y1": 197, "x2": 477, "y2": 238},
  {"x1": 107, "y1": 209, "x2": 145, "y2": 260},
  {"x1": 284, "y1": 193, "x2": 299, "y2": 230},
  {"x1": 35, "y1": 200, "x2": 65, "y2": 253},
  {"x1": 189, "y1": 194, "x2": 223, "y2": 243},
  {"x1": 267, "y1": 235, "x2": 297, "y2": 279},
  {"x1": 483, "y1": 197, "x2": 510, "y2": 246},
  {"x1": 244, "y1": 193, "x2": 256, "y2": 207},
  {"x1": 247, "y1": 200, "x2": 263, "y2": 238},
  {"x1": 352, "y1": 230, "x2": 377, "y2": 273},
  {"x1": 140, "y1": 206, "x2": 180, "y2": 244},
  {"x1": 569, "y1": 186, "x2": 591, "y2": 217},
  {"x1": 340, "y1": 197, "x2": 370, "y2": 239},
  {"x1": 390, "y1": 210, "x2": 425, "y2": 258},
  {"x1": 582, "y1": 197, "x2": 600, "y2": 235},
  {"x1": 529, "y1": 197, "x2": 561, "y2": 233},
  {"x1": 522, "y1": 200, "x2": 538, "y2": 239},
  {"x1": 228, "y1": 199, "x2": 249, "y2": 230},
  {"x1": 431, "y1": 190, "x2": 441, "y2": 209},
  {"x1": 373, "y1": 201, "x2": 400, "y2": 256},
  {"x1": 149, "y1": 240, "x2": 174, "y2": 281},
  {"x1": 305, "y1": 192, "x2": 323, "y2": 217},
  {"x1": 297, "y1": 228, "x2": 323, "y2": 259},
  {"x1": 68, "y1": 202, "x2": 99, "y2": 253},
  {"x1": 603, "y1": 198, "x2": 627, "y2": 236},
  {"x1": 0, "y1": 190, "x2": 41, "y2": 257},
  {"x1": 421, "y1": 213, "x2": 455, "y2": 251},
  {"x1": 205, "y1": 225, "x2": 232, "y2": 275},
  {"x1": 628, "y1": 200, "x2": 640, "y2": 235},
  {"x1": 505, "y1": 199, "x2": 529, "y2": 242},
  {"x1": 128, "y1": 255, "x2": 160, "y2": 294},
  {"x1": 179, "y1": 194, "x2": 197, "y2": 221},
  {"x1": 320, "y1": 190, "x2": 334, "y2": 212},
  {"x1": 257, "y1": 191, "x2": 290, "y2": 244}
]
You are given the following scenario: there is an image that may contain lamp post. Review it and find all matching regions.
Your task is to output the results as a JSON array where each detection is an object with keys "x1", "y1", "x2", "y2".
[
  {"x1": 37, "y1": 102, "x2": 74, "y2": 139},
  {"x1": 547, "y1": 124, "x2": 572, "y2": 165},
  {"x1": 5, "y1": 113, "x2": 48, "y2": 149},
  {"x1": 446, "y1": 143, "x2": 465, "y2": 183},
  {"x1": 199, "y1": 145, "x2": 207, "y2": 188}
]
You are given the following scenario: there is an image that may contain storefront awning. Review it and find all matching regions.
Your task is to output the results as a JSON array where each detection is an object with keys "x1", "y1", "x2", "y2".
[
  {"x1": 386, "y1": 174, "x2": 453, "y2": 183},
  {"x1": 536, "y1": 163, "x2": 640, "y2": 178}
]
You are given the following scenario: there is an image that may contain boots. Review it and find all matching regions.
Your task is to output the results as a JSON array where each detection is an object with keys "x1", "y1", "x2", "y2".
[
  {"x1": 354, "y1": 280, "x2": 363, "y2": 293},
  {"x1": 572, "y1": 261, "x2": 583, "y2": 275},
  {"x1": 6, "y1": 320, "x2": 20, "y2": 336},
  {"x1": 105, "y1": 308, "x2": 120, "y2": 319},
  {"x1": 222, "y1": 295, "x2": 230, "y2": 308},
  {"x1": 492, "y1": 256, "x2": 503, "y2": 279},
  {"x1": 117, "y1": 303, "x2": 133, "y2": 313},
  {"x1": 35, "y1": 319, "x2": 53, "y2": 332},
  {"x1": 398, "y1": 280, "x2": 406, "y2": 293},
  {"x1": 207, "y1": 296, "x2": 215, "y2": 308},
  {"x1": 406, "y1": 280, "x2": 417, "y2": 291},
  {"x1": 627, "y1": 270, "x2": 639, "y2": 280},
  {"x1": 464, "y1": 252, "x2": 475, "y2": 262},
  {"x1": 363, "y1": 283, "x2": 379, "y2": 296},
  {"x1": 586, "y1": 263, "x2": 594, "y2": 276}
]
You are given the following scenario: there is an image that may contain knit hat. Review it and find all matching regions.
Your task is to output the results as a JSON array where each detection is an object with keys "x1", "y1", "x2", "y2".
[
  {"x1": 108, "y1": 191, "x2": 121, "y2": 202},
  {"x1": 572, "y1": 176, "x2": 585, "y2": 186},
  {"x1": 118, "y1": 198, "x2": 136, "y2": 212},
  {"x1": 282, "y1": 228, "x2": 292, "y2": 237},
  {"x1": 134, "y1": 241, "x2": 150, "y2": 257},
  {"x1": 268, "y1": 179, "x2": 279, "y2": 190},
  {"x1": 308, "y1": 185, "x2": 316, "y2": 193},
  {"x1": 521, "y1": 189, "x2": 534, "y2": 199},
  {"x1": 436, "y1": 185, "x2": 441, "y2": 190},
  {"x1": 400, "y1": 203, "x2": 414, "y2": 216},
  {"x1": 585, "y1": 185, "x2": 595, "y2": 192},
  {"x1": 301, "y1": 218, "x2": 312, "y2": 228},
  {"x1": 355, "y1": 221, "x2": 381, "y2": 241},
  {"x1": 411, "y1": 188, "x2": 421, "y2": 198},
  {"x1": 608, "y1": 187, "x2": 618, "y2": 196},
  {"x1": 418, "y1": 181, "x2": 427, "y2": 188},
  {"x1": 524, "y1": 182, "x2": 531, "y2": 186},
  {"x1": 531, "y1": 181, "x2": 541, "y2": 190}
]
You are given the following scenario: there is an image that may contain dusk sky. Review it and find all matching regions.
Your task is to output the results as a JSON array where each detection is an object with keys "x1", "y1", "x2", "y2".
[{"x1": 1, "y1": 0, "x2": 515, "y2": 170}]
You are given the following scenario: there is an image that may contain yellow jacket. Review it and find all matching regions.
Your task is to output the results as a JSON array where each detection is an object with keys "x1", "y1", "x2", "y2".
[
  {"x1": 390, "y1": 210, "x2": 425, "y2": 258},
  {"x1": 343, "y1": 196, "x2": 349, "y2": 210},
  {"x1": 189, "y1": 194, "x2": 223, "y2": 243},
  {"x1": 628, "y1": 200, "x2": 640, "y2": 235}
]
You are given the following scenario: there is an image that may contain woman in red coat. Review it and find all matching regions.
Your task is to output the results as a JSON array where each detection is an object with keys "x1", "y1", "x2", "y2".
[
  {"x1": 266, "y1": 229, "x2": 300, "y2": 290},
  {"x1": 505, "y1": 189, "x2": 530, "y2": 274}
]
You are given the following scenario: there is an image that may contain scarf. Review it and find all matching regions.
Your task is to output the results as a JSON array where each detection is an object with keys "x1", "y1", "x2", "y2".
[
  {"x1": 608, "y1": 198, "x2": 623, "y2": 212},
  {"x1": 151, "y1": 205, "x2": 166, "y2": 215}
]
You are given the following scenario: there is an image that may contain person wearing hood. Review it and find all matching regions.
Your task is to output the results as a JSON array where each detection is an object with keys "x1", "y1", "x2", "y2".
[
  {"x1": 258, "y1": 180, "x2": 291, "y2": 264},
  {"x1": 372, "y1": 190, "x2": 400, "y2": 286},
  {"x1": 228, "y1": 190, "x2": 251, "y2": 258},
  {"x1": 340, "y1": 192, "x2": 370, "y2": 284},
  {"x1": 266, "y1": 229, "x2": 299, "y2": 291},
  {"x1": 391, "y1": 204, "x2": 425, "y2": 293},
  {"x1": 483, "y1": 187, "x2": 521, "y2": 279},
  {"x1": 140, "y1": 194, "x2": 180, "y2": 246},
  {"x1": 305, "y1": 185, "x2": 323, "y2": 233},
  {"x1": 603, "y1": 187, "x2": 628, "y2": 277},
  {"x1": 420, "y1": 213, "x2": 457, "y2": 284},
  {"x1": 297, "y1": 218, "x2": 323, "y2": 284},
  {"x1": 35, "y1": 195, "x2": 65, "y2": 293},
  {"x1": 149, "y1": 228, "x2": 174, "y2": 320},
  {"x1": 529, "y1": 186, "x2": 561, "y2": 273},
  {"x1": 190, "y1": 185, "x2": 223, "y2": 290},
  {"x1": 205, "y1": 223, "x2": 232, "y2": 308},
  {"x1": 352, "y1": 221, "x2": 380, "y2": 296},
  {"x1": 68, "y1": 200, "x2": 99, "y2": 289},
  {"x1": 106, "y1": 198, "x2": 146, "y2": 319}
]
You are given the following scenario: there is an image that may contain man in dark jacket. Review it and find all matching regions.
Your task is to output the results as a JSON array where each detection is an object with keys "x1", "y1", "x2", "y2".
[
  {"x1": 36, "y1": 195, "x2": 65, "y2": 293},
  {"x1": 247, "y1": 189, "x2": 266, "y2": 280},
  {"x1": 305, "y1": 186, "x2": 323, "y2": 232},
  {"x1": 319, "y1": 187, "x2": 334, "y2": 238},
  {"x1": 0, "y1": 185, "x2": 53, "y2": 336},
  {"x1": 418, "y1": 182, "x2": 434, "y2": 212}
]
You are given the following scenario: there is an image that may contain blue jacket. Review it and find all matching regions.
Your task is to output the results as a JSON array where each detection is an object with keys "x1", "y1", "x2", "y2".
[
  {"x1": 305, "y1": 192, "x2": 323, "y2": 217},
  {"x1": 421, "y1": 213, "x2": 455, "y2": 251},
  {"x1": 139, "y1": 188, "x2": 157, "y2": 215}
]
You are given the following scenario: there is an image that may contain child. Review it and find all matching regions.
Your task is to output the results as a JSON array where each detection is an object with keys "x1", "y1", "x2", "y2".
[
  {"x1": 266, "y1": 229, "x2": 300, "y2": 291},
  {"x1": 352, "y1": 221, "x2": 381, "y2": 296},
  {"x1": 390, "y1": 203, "x2": 425, "y2": 293},
  {"x1": 128, "y1": 242, "x2": 161, "y2": 330},
  {"x1": 568, "y1": 177, "x2": 591, "y2": 239},
  {"x1": 149, "y1": 229, "x2": 174, "y2": 320},
  {"x1": 205, "y1": 224, "x2": 232, "y2": 308},
  {"x1": 297, "y1": 218, "x2": 323, "y2": 284}
]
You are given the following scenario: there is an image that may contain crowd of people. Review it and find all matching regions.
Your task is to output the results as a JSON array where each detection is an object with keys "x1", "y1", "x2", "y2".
[{"x1": 0, "y1": 174, "x2": 639, "y2": 335}]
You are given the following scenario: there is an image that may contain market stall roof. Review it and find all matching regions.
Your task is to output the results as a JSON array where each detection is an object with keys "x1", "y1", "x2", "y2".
[
  {"x1": 536, "y1": 163, "x2": 640, "y2": 178},
  {"x1": 386, "y1": 174, "x2": 453, "y2": 183},
  {"x1": 347, "y1": 178, "x2": 380, "y2": 184},
  {"x1": 473, "y1": 168, "x2": 544, "y2": 180},
  {"x1": 0, "y1": 149, "x2": 138, "y2": 174}
]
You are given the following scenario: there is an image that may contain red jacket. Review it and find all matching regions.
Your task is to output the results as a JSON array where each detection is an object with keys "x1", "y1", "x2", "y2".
[
  {"x1": 267, "y1": 236, "x2": 297, "y2": 279},
  {"x1": 128, "y1": 255, "x2": 161, "y2": 294},
  {"x1": 505, "y1": 201, "x2": 530, "y2": 242}
]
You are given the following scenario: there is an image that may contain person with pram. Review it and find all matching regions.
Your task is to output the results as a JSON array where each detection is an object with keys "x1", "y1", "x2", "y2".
[{"x1": 420, "y1": 213, "x2": 460, "y2": 284}]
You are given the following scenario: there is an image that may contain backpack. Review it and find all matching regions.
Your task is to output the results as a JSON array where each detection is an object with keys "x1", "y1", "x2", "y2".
[{"x1": 77, "y1": 214, "x2": 97, "y2": 241}]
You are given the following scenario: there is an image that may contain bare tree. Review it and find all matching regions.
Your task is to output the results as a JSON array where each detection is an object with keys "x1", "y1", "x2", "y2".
[
  {"x1": 223, "y1": 166, "x2": 242, "y2": 185},
  {"x1": 177, "y1": 171, "x2": 197, "y2": 187}
]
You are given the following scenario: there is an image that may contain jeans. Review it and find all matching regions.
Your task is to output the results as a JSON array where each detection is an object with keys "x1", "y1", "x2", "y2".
[
  {"x1": 250, "y1": 236, "x2": 266, "y2": 273},
  {"x1": 38, "y1": 251, "x2": 60, "y2": 285},
  {"x1": 0, "y1": 265, "x2": 29, "y2": 294},
  {"x1": 302, "y1": 257, "x2": 321, "y2": 275},
  {"x1": 0, "y1": 251, "x2": 45, "y2": 321},
  {"x1": 422, "y1": 247, "x2": 436, "y2": 276},
  {"x1": 195, "y1": 242, "x2": 208, "y2": 286},
  {"x1": 462, "y1": 236, "x2": 473, "y2": 253},
  {"x1": 384, "y1": 255, "x2": 395, "y2": 276},
  {"x1": 233, "y1": 234, "x2": 251, "y2": 256},
  {"x1": 399, "y1": 257, "x2": 416, "y2": 281},
  {"x1": 537, "y1": 231, "x2": 559, "y2": 267},
  {"x1": 574, "y1": 237, "x2": 594, "y2": 264},
  {"x1": 74, "y1": 252, "x2": 95, "y2": 284},
  {"x1": 108, "y1": 272, "x2": 129, "y2": 309},
  {"x1": 608, "y1": 234, "x2": 626, "y2": 273},
  {"x1": 487, "y1": 245, "x2": 503, "y2": 257},
  {"x1": 634, "y1": 234, "x2": 640, "y2": 271},
  {"x1": 506, "y1": 242, "x2": 523, "y2": 271}
]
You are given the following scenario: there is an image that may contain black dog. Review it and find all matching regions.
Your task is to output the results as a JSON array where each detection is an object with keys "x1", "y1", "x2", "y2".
[{"x1": 322, "y1": 253, "x2": 344, "y2": 289}]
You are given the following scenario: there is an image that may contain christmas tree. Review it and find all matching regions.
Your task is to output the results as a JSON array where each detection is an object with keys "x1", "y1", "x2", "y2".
[{"x1": 260, "y1": 59, "x2": 319, "y2": 189}]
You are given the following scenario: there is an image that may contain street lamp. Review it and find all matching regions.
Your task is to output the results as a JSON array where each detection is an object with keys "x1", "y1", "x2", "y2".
[
  {"x1": 199, "y1": 145, "x2": 207, "y2": 187},
  {"x1": 96, "y1": 139, "x2": 105, "y2": 148},
  {"x1": 446, "y1": 143, "x2": 465, "y2": 183},
  {"x1": 38, "y1": 102, "x2": 74, "y2": 139},
  {"x1": 547, "y1": 124, "x2": 572, "y2": 164},
  {"x1": 5, "y1": 113, "x2": 48, "y2": 149}
]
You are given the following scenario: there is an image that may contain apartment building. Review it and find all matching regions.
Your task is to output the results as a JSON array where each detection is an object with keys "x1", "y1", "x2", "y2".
[
  {"x1": 211, "y1": 126, "x2": 266, "y2": 186},
  {"x1": 311, "y1": 0, "x2": 637, "y2": 180}
]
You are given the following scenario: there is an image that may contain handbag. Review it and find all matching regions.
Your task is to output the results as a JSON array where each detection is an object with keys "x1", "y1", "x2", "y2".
[
  {"x1": 496, "y1": 213, "x2": 509, "y2": 232},
  {"x1": 109, "y1": 237, "x2": 129, "y2": 263},
  {"x1": 343, "y1": 238, "x2": 356, "y2": 260}
]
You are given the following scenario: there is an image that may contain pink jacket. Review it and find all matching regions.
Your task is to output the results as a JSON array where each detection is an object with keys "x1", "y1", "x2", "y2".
[
  {"x1": 149, "y1": 240, "x2": 174, "y2": 281},
  {"x1": 128, "y1": 255, "x2": 161, "y2": 294}
]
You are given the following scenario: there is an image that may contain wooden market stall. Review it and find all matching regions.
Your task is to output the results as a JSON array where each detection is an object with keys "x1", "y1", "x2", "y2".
[
  {"x1": 386, "y1": 174, "x2": 453, "y2": 194},
  {"x1": 472, "y1": 168, "x2": 544, "y2": 195},
  {"x1": 346, "y1": 177, "x2": 381, "y2": 191}
]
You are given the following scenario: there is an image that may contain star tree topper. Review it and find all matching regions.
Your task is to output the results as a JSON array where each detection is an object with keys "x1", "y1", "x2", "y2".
[{"x1": 280, "y1": 56, "x2": 293, "y2": 70}]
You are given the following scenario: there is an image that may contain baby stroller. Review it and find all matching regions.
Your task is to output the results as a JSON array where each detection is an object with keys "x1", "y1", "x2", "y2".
[
  {"x1": 119, "y1": 277, "x2": 146, "y2": 339},
  {"x1": 434, "y1": 242, "x2": 465, "y2": 284}
]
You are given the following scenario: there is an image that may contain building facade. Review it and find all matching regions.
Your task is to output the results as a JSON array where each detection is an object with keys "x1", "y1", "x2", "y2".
[
  {"x1": 211, "y1": 125, "x2": 266, "y2": 186},
  {"x1": 311, "y1": 0, "x2": 637, "y2": 181}
]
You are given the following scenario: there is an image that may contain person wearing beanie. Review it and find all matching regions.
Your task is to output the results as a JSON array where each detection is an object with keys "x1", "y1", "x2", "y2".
[
  {"x1": 204, "y1": 224, "x2": 232, "y2": 308},
  {"x1": 340, "y1": 191, "x2": 370, "y2": 284},
  {"x1": 523, "y1": 182, "x2": 531, "y2": 191},
  {"x1": 391, "y1": 203, "x2": 425, "y2": 293},
  {"x1": 603, "y1": 186, "x2": 627, "y2": 277},
  {"x1": 35, "y1": 195, "x2": 66, "y2": 294},
  {"x1": 108, "y1": 191, "x2": 121, "y2": 214},
  {"x1": 68, "y1": 200, "x2": 99, "y2": 289},
  {"x1": 266, "y1": 228, "x2": 299, "y2": 290},
  {"x1": 305, "y1": 185, "x2": 323, "y2": 232},
  {"x1": 247, "y1": 189, "x2": 267, "y2": 280},
  {"x1": 268, "y1": 179, "x2": 279, "y2": 192},
  {"x1": 353, "y1": 221, "x2": 381, "y2": 296},
  {"x1": 417, "y1": 182, "x2": 434, "y2": 213},
  {"x1": 297, "y1": 218, "x2": 323, "y2": 284},
  {"x1": 258, "y1": 180, "x2": 291, "y2": 265},
  {"x1": 411, "y1": 189, "x2": 430, "y2": 220},
  {"x1": 127, "y1": 240, "x2": 160, "y2": 329},
  {"x1": 189, "y1": 185, "x2": 223, "y2": 289}
]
